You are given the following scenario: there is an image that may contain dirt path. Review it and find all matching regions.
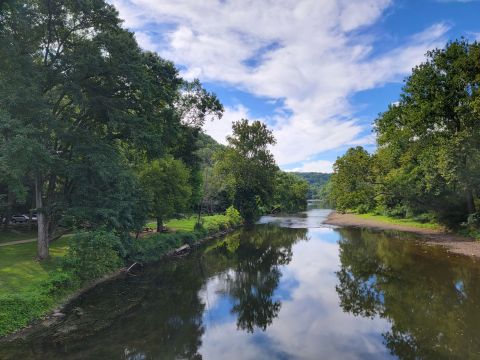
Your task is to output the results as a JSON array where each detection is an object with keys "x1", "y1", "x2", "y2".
[
  {"x1": 324, "y1": 211, "x2": 480, "y2": 258},
  {"x1": 0, "y1": 238, "x2": 36, "y2": 247}
]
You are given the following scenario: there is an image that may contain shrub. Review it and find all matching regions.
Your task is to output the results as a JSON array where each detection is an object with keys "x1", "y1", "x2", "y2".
[
  {"x1": 128, "y1": 231, "x2": 203, "y2": 263},
  {"x1": 355, "y1": 204, "x2": 371, "y2": 214},
  {"x1": 44, "y1": 270, "x2": 80, "y2": 294},
  {"x1": 61, "y1": 230, "x2": 124, "y2": 284},
  {"x1": 226, "y1": 206, "x2": 243, "y2": 226}
]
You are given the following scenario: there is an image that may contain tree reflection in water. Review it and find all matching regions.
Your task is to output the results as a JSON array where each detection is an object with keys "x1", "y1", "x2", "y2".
[
  {"x1": 335, "y1": 228, "x2": 480, "y2": 360},
  {"x1": 206, "y1": 225, "x2": 308, "y2": 333}
]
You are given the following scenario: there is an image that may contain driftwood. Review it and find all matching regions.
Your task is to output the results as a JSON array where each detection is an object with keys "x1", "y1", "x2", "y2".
[
  {"x1": 125, "y1": 262, "x2": 141, "y2": 273},
  {"x1": 173, "y1": 244, "x2": 191, "y2": 256}
]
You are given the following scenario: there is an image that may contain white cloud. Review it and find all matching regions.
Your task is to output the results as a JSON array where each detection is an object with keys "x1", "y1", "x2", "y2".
[
  {"x1": 134, "y1": 31, "x2": 159, "y2": 51},
  {"x1": 203, "y1": 104, "x2": 252, "y2": 145},
  {"x1": 289, "y1": 160, "x2": 334, "y2": 173},
  {"x1": 110, "y1": 0, "x2": 449, "y2": 168}
]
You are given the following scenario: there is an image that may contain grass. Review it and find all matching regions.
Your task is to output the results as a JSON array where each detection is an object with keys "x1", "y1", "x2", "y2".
[
  {"x1": 165, "y1": 217, "x2": 198, "y2": 232},
  {"x1": 0, "y1": 228, "x2": 37, "y2": 244},
  {"x1": 0, "y1": 237, "x2": 71, "y2": 336},
  {"x1": 356, "y1": 213, "x2": 443, "y2": 230},
  {"x1": 147, "y1": 215, "x2": 225, "y2": 232},
  {"x1": 0, "y1": 238, "x2": 70, "y2": 296}
]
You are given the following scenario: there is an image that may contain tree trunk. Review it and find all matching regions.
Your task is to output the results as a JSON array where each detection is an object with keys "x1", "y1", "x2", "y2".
[
  {"x1": 466, "y1": 188, "x2": 476, "y2": 215},
  {"x1": 156, "y1": 216, "x2": 163, "y2": 233},
  {"x1": 35, "y1": 176, "x2": 49, "y2": 260},
  {"x1": 3, "y1": 190, "x2": 14, "y2": 230}
]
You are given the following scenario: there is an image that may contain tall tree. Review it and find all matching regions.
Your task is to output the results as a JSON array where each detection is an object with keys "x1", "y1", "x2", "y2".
[
  {"x1": 217, "y1": 120, "x2": 278, "y2": 223},
  {"x1": 0, "y1": 0, "x2": 184, "y2": 258},
  {"x1": 330, "y1": 147, "x2": 375, "y2": 213},
  {"x1": 140, "y1": 157, "x2": 192, "y2": 233},
  {"x1": 375, "y1": 40, "x2": 480, "y2": 223}
]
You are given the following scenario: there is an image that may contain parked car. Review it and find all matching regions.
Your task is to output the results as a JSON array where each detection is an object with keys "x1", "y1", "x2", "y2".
[
  {"x1": 22, "y1": 213, "x2": 37, "y2": 222},
  {"x1": 10, "y1": 215, "x2": 29, "y2": 224}
]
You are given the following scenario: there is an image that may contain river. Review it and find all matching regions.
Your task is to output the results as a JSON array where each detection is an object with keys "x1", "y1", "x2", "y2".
[{"x1": 1, "y1": 207, "x2": 480, "y2": 359}]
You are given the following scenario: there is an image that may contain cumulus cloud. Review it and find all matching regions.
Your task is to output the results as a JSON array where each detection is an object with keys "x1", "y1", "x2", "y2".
[{"x1": 109, "y1": 0, "x2": 448, "y2": 168}]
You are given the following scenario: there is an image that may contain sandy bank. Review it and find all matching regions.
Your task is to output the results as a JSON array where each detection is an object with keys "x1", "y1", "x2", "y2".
[{"x1": 324, "y1": 211, "x2": 480, "y2": 258}]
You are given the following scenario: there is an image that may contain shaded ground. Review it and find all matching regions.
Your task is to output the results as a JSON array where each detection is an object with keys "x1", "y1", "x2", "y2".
[
  {"x1": 325, "y1": 211, "x2": 480, "y2": 258},
  {"x1": 0, "y1": 229, "x2": 37, "y2": 245},
  {"x1": 0, "y1": 239, "x2": 36, "y2": 247}
]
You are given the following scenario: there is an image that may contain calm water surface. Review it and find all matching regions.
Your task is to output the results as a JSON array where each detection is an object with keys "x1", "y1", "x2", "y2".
[{"x1": 2, "y1": 207, "x2": 480, "y2": 359}]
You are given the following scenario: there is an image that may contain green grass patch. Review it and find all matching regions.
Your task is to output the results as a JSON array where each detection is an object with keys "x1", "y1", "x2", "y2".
[
  {"x1": 147, "y1": 211, "x2": 242, "y2": 233},
  {"x1": 356, "y1": 213, "x2": 443, "y2": 230},
  {"x1": 0, "y1": 229, "x2": 37, "y2": 244},
  {"x1": 165, "y1": 217, "x2": 197, "y2": 232},
  {"x1": 0, "y1": 238, "x2": 70, "y2": 295},
  {"x1": 0, "y1": 237, "x2": 71, "y2": 336}
]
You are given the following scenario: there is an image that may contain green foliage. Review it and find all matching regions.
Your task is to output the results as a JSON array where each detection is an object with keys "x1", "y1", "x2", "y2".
[
  {"x1": 0, "y1": 0, "x2": 222, "y2": 259},
  {"x1": 226, "y1": 206, "x2": 243, "y2": 227},
  {"x1": 330, "y1": 147, "x2": 376, "y2": 213},
  {"x1": 140, "y1": 157, "x2": 192, "y2": 230},
  {"x1": 60, "y1": 231, "x2": 123, "y2": 284},
  {"x1": 273, "y1": 172, "x2": 309, "y2": 213},
  {"x1": 216, "y1": 119, "x2": 278, "y2": 223},
  {"x1": 0, "y1": 292, "x2": 52, "y2": 337},
  {"x1": 291, "y1": 172, "x2": 331, "y2": 199},
  {"x1": 127, "y1": 232, "x2": 201, "y2": 263},
  {"x1": 329, "y1": 39, "x2": 480, "y2": 229}
]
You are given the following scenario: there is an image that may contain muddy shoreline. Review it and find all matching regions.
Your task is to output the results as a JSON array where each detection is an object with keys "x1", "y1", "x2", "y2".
[{"x1": 325, "y1": 211, "x2": 480, "y2": 258}]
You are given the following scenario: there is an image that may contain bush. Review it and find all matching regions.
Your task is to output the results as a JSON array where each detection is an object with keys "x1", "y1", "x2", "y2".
[
  {"x1": 355, "y1": 204, "x2": 371, "y2": 214},
  {"x1": 61, "y1": 230, "x2": 124, "y2": 284},
  {"x1": 226, "y1": 206, "x2": 243, "y2": 226},
  {"x1": 44, "y1": 270, "x2": 80, "y2": 294},
  {"x1": 128, "y1": 231, "x2": 203, "y2": 263}
]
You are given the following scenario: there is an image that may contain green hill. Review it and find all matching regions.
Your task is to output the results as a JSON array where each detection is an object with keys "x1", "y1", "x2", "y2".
[{"x1": 291, "y1": 172, "x2": 331, "y2": 199}]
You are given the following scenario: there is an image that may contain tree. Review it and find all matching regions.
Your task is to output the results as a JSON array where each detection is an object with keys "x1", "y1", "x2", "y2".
[
  {"x1": 330, "y1": 147, "x2": 375, "y2": 213},
  {"x1": 374, "y1": 39, "x2": 480, "y2": 224},
  {"x1": 0, "y1": 0, "x2": 220, "y2": 259},
  {"x1": 273, "y1": 172, "x2": 309, "y2": 213},
  {"x1": 217, "y1": 120, "x2": 278, "y2": 223},
  {"x1": 140, "y1": 157, "x2": 192, "y2": 232}
]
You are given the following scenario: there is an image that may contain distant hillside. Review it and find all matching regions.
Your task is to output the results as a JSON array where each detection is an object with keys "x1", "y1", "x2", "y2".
[
  {"x1": 195, "y1": 132, "x2": 225, "y2": 167},
  {"x1": 291, "y1": 172, "x2": 331, "y2": 199}
]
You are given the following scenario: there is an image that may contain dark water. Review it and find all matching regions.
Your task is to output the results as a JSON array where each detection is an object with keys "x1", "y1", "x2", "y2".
[{"x1": 2, "y1": 208, "x2": 480, "y2": 359}]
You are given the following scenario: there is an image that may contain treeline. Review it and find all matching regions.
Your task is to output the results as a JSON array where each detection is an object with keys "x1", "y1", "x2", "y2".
[
  {"x1": 0, "y1": 0, "x2": 308, "y2": 261},
  {"x1": 329, "y1": 40, "x2": 480, "y2": 229}
]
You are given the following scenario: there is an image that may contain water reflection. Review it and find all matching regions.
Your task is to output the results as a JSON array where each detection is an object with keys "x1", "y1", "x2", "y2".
[
  {"x1": 336, "y1": 228, "x2": 480, "y2": 359},
  {"x1": 206, "y1": 225, "x2": 308, "y2": 332}
]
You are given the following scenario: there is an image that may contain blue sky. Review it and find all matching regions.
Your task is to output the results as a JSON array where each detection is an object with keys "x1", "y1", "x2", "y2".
[{"x1": 110, "y1": 0, "x2": 480, "y2": 172}]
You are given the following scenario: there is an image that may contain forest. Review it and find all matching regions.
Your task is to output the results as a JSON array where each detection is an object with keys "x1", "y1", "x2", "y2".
[{"x1": 328, "y1": 40, "x2": 480, "y2": 233}]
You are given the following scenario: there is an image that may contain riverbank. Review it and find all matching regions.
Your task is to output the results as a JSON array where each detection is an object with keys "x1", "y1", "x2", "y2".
[
  {"x1": 0, "y1": 213, "x2": 242, "y2": 339},
  {"x1": 325, "y1": 211, "x2": 480, "y2": 258}
]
